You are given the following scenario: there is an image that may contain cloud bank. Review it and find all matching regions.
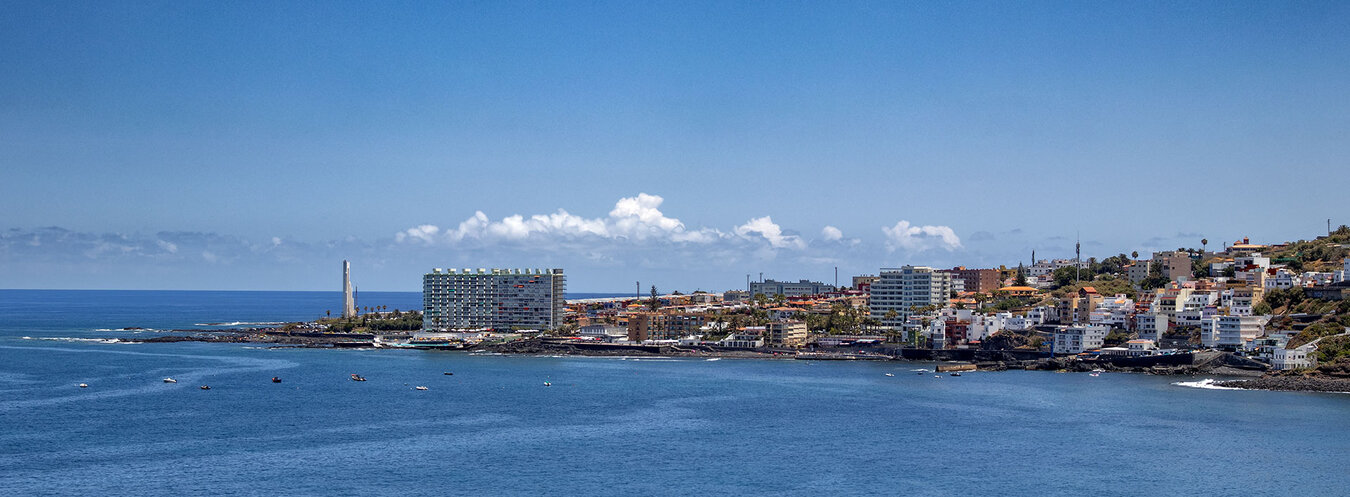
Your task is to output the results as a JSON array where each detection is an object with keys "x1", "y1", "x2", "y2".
[
  {"x1": 396, "y1": 194, "x2": 722, "y2": 246},
  {"x1": 2, "y1": 194, "x2": 972, "y2": 290}
]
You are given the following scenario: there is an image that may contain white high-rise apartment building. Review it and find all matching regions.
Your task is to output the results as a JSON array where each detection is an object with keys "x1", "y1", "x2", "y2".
[
  {"x1": 422, "y1": 268, "x2": 565, "y2": 331},
  {"x1": 869, "y1": 266, "x2": 952, "y2": 327}
]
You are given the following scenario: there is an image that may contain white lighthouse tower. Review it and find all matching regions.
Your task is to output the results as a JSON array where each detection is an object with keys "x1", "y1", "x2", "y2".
[{"x1": 342, "y1": 260, "x2": 356, "y2": 318}]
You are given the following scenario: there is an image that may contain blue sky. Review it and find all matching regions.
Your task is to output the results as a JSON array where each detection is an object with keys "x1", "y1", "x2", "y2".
[{"x1": 3, "y1": 1, "x2": 1348, "y2": 292}]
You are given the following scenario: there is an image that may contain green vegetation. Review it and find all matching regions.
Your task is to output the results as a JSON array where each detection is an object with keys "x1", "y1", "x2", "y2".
[
  {"x1": 1287, "y1": 315, "x2": 1350, "y2": 349},
  {"x1": 1191, "y1": 258, "x2": 1210, "y2": 278},
  {"x1": 799, "y1": 301, "x2": 881, "y2": 335},
  {"x1": 1050, "y1": 274, "x2": 1135, "y2": 300},
  {"x1": 1103, "y1": 329, "x2": 1134, "y2": 347},
  {"x1": 1265, "y1": 225, "x2": 1350, "y2": 272},
  {"x1": 1086, "y1": 254, "x2": 1132, "y2": 277},
  {"x1": 319, "y1": 310, "x2": 423, "y2": 333},
  {"x1": 1138, "y1": 262, "x2": 1170, "y2": 291},
  {"x1": 1313, "y1": 335, "x2": 1350, "y2": 364},
  {"x1": 1252, "y1": 302, "x2": 1273, "y2": 315},
  {"x1": 1261, "y1": 287, "x2": 1350, "y2": 316}
]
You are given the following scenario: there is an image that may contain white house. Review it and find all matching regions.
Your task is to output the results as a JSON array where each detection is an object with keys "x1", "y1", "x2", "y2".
[
  {"x1": 578, "y1": 324, "x2": 629, "y2": 342},
  {"x1": 1026, "y1": 306, "x2": 1056, "y2": 325},
  {"x1": 1200, "y1": 317, "x2": 1220, "y2": 348},
  {"x1": 1272, "y1": 345, "x2": 1314, "y2": 370},
  {"x1": 1125, "y1": 339, "x2": 1158, "y2": 357},
  {"x1": 719, "y1": 332, "x2": 764, "y2": 349},
  {"x1": 1217, "y1": 315, "x2": 1269, "y2": 350},
  {"x1": 928, "y1": 319, "x2": 947, "y2": 349},
  {"x1": 1090, "y1": 295, "x2": 1134, "y2": 328},
  {"x1": 1053, "y1": 325, "x2": 1108, "y2": 354},
  {"x1": 1136, "y1": 312, "x2": 1168, "y2": 341},
  {"x1": 1264, "y1": 269, "x2": 1296, "y2": 290},
  {"x1": 1175, "y1": 309, "x2": 1200, "y2": 327}
]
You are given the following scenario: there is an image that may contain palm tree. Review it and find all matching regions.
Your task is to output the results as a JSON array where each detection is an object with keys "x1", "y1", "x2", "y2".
[
  {"x1": 1131, "y1": 251, "x2": 1139, "y2": 260},
  {"x1": 1201, "y1": 238, "x2": 1208, "y2": 254}
]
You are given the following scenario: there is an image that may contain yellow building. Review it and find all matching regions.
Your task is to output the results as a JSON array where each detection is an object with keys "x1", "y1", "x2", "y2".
[{"x1": 766, "y1": 321, "x2": 808, "y2": 348}]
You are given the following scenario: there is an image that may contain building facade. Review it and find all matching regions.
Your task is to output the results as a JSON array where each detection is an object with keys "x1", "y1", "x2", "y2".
[
  {"x1": 422, "y1": 268, "x2": 565, "y2": 331},
  {"x1": 1152, "y1": 251, "x2": 1193, "y2": 281},
  {"x1": 870, "y1": 266, "x2": 953, "y2": 327},
  {"x1": 1053, "y1": 325, "x2": 1108, "y2": 354},
  {"x1": 750, "y1": 279, "x2": 833, "y2": 297},
  {"x1": 627, "y1": 312, "x2": 706, "y2": 342},
  {"x1": 947, "y1": 267, "x2": 1000, "y2": 294},
  {"x1": 1216, "y1": 315, "x2": 1269, "y2": 350},
  {"x1": 766, "y1": 321, "x2": 808, "y2": 348}
]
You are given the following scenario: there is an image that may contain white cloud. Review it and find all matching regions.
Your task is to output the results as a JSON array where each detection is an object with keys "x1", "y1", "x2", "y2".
[
  {"x1": 821, "y1": 225, "x2": 843, "y2": 241},
  {"x1": 395, "y1": 224, "x2": 441, "y2": 244},
  {"x1": 735, "y1": 216, "x2": 805, "y2": 249},
  {"x1": 397, "y1": 193, "x2": 722, "y2": 246},
  {"x1": 157, "y1": 240, "x2": 178, "y2": 253},
  {"x1": 882, "y1": 220, "x2": 962, "y2": 252}
]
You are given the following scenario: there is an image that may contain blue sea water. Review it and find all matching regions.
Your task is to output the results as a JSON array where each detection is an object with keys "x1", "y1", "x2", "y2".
[{"x1": 1, "y1": 290, "x2": 1348, "y2": 496}]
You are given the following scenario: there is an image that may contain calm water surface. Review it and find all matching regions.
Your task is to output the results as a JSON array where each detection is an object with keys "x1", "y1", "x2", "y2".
[{"x1": 1, "y1": 290, "x2": 1347, "y2": 496}]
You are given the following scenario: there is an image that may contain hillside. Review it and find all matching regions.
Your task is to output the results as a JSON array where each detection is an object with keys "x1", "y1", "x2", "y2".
[{"x1": 1262, "y1": 225, "x2": 1350, "y2": 272}]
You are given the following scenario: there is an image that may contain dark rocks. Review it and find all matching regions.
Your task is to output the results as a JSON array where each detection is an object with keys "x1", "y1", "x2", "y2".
[{"x1": 1216, "y1": 376, "x2": 1350, "y2": 393}]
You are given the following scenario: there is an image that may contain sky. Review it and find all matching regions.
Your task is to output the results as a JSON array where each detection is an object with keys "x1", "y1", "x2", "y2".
[{"x1": 3, "y1": 1, "x2": 1349, "y2": 292}]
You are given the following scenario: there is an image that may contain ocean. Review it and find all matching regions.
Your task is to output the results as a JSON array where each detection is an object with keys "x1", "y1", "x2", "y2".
[{"x1": 1, "y1": 290, "x2": 1347, "y2": 496}]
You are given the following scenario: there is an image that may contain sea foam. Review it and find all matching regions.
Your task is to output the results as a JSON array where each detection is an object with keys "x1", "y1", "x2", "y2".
[{"x1": 1173, "y1": 378, "x2": 1247, "y2": 390}]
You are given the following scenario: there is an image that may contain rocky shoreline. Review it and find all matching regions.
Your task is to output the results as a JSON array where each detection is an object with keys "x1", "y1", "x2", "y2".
[
  {"x1": 127, "y1": 330, "x2": 369, "y2": 347},
  {"x1": 1216, "y1": 375, "x2": 1350, "y2": 393},
  {"x1": 112, "y1": 333, "x2": 1350, "y2": 391}
]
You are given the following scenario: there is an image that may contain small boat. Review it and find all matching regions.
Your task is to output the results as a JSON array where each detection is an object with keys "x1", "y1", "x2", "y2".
[
  {"x1": 415, "y1": 386, "x2": 428, "y2": 391},
  {"x1": 443, "y1": 372, "x2": 454, "y2": 376},
  {"x1": 200, "y1": 385, "x2": 211, "y2": 390},
  {"x1": 950, "y1": 372, "x2": 961, "y2": 377},
  {"x1": 163, "y1": 378, "x2": 177, "y2": 383},
  {"x1": 543, "y1": 382, "x2": 552, "y2": 387},
  {"x1": 934, "y1": 375, "x2": 941, "y2": 378},
  {"x1": 78, "y1": 383, "x2": 88, "y2": 388},
  {"x1": 271, "y1": 377, "x2": 282, "y2": 383},
  {"x1": 1089, "y1": 373, "x2": 1101, "y2": 377},
  {"x1": 884, "y1": 373, "x2": 895, "y2": 377},
  {"x1": 350, "y1": 374, "x2": 367, "y2": 382}
]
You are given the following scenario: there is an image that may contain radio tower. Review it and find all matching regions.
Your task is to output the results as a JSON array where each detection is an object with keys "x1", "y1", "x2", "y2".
[{"x1": 1075, "y1": 233, "x2": 1081, "y2": 284}]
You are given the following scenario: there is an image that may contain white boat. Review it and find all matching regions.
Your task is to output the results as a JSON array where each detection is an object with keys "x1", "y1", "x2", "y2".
[
  {"x1": 543, "y1": 382, "x2": 552, "y2": 387},
  {"x1": 884, "y1": 373, "x2": 895, "y2": 377},
  {"x1": 163, "y1": 378, "x2": 177, "y2": 383},
  {"x1": 415, "y1": 386, "x2": 428, "y2": 391},
  {"x1": 78, "y1": 383, "x2": 88, "y2": 388}
]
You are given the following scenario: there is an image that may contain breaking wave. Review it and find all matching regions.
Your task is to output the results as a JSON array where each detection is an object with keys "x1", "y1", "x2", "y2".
[
  {"x1": 1173, "y1": 378, "x2": 1247, "y2": 390},
  {"x1": 22, "y1": 337, "x2": 131, "y2": 344},
  {"x1": 193, "y1": 322, "x2": 285, "y2": 327}
]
